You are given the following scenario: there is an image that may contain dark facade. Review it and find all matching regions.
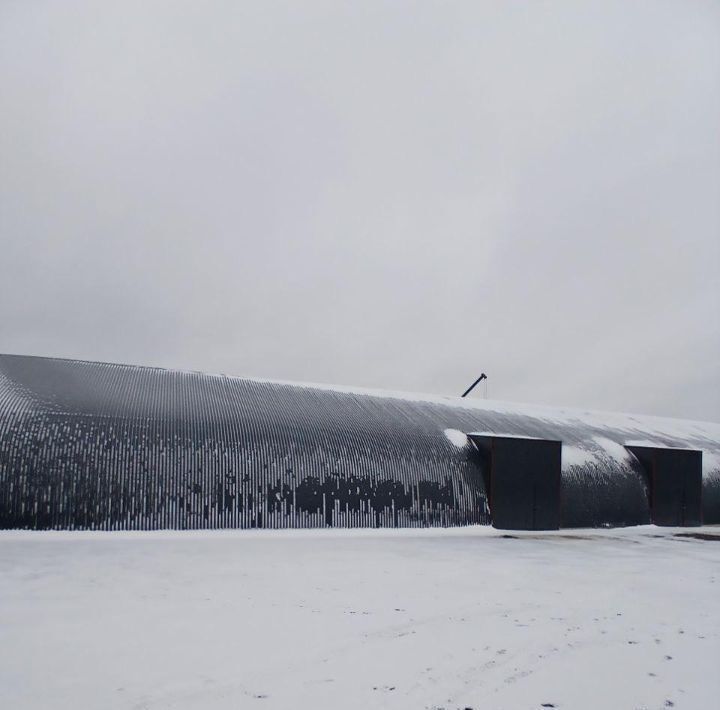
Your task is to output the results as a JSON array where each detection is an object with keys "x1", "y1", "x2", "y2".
[
  {"x1": 628, "y1": 446, "x2": 703, "y2": 526},
  {"x1": 0, "y1": 354, "x2": 718, "y2": 531},
  {"x1": 470, "y1": 435, "x2": 562, "y2": 531}
]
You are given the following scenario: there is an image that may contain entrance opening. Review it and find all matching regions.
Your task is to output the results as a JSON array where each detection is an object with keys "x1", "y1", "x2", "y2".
[
  {"x1": 469, "y1": 434, "x2": 561, "y2": 530},
  {"x1": 626, "y1": 446, "x2": 702, "y2": 527}
]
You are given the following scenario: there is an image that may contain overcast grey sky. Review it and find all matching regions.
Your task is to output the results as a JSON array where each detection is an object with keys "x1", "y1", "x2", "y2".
[{"x1": 1, "y1": 1, "x2": 718, "y2": 421}]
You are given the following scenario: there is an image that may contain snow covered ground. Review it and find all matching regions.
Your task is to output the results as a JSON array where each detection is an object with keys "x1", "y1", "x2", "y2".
[{"x1": 1, "y1": 526, "x2": 718, "y2": 710}]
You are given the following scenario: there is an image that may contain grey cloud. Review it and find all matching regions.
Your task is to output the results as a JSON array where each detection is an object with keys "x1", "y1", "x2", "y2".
[{"x1": 1, "y1": 0, "x2": 718, "y2": 420}]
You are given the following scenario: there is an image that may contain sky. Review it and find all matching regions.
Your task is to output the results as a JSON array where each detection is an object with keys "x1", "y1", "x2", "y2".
[{"x1": 1, "y1": 1, "x2": 719, "y2": 421}]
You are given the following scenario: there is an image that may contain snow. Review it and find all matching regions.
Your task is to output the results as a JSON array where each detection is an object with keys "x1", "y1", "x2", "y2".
[
  {"x1": 702, "y1": 450, "x2": 720, "y2": 476},
  {"x1": 444, "y1": 428, "x2": 469, "y2": 448},
  {"x1": 592, "y1": 436, "x2": 635, "y2": 462},
  {"x1": 1, "y1": 527, "x2": 718, "y2": 710},
  {"x1": 560, "y1": 444, "x2": 597, "y2": 468}
]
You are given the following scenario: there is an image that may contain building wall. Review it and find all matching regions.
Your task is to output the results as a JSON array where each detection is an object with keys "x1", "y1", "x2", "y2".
[{"x1": 0, "y1": 354, "x2": 718, "y2": 530}]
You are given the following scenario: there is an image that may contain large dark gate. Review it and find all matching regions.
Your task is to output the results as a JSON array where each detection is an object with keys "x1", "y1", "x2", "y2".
[
  {"x1": 469, "y1": 435, "x2": 561, "y2": 530},
  {"x1": 627, "y1": 446, "x2": 702, "y2": 526}
]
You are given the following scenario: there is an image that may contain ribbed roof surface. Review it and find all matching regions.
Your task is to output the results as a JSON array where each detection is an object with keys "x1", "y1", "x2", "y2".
[{"x1": 1, "y1": 354, "x2": 718, "y2": 529}]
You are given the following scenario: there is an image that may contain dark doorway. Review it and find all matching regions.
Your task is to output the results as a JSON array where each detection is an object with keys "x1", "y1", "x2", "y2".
[
  {"x1": 627, "y1": 446, "x2": 702, "y2": 526},
  {"x1": 469, "y1": 435, "x2": 562, "y2": 530}
]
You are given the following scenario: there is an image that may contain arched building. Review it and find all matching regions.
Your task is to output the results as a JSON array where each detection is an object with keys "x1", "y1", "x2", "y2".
[{"x1": 1, "y1": 354, "x2": 718, "y2": 530}]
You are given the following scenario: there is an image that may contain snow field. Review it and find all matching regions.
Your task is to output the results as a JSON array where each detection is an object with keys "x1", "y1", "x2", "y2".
[{"x1": 0, "y1": 526, "x2": 718, "y2": 710}]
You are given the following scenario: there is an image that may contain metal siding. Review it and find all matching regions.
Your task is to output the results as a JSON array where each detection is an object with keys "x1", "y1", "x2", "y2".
[
  {"x1": 0, "y1": 354, "x2": 718, "y2": 530},
  {"x1": 0, "y1": 356, "x2": 488, "y2": 530}
]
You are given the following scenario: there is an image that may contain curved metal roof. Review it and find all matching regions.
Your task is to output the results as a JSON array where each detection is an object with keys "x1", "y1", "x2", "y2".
[{"x1": 1, "y1": 354, "x2": 718, "y2": 530}]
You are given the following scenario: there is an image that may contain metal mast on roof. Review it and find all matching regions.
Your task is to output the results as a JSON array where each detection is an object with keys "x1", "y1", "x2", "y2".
[{"x1": 461, "y1": 373, "x2": 487, "y2": 398}]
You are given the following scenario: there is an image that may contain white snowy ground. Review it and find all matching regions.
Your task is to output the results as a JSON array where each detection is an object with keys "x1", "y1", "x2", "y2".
[{"x1": 1, "y1": 527, "x2": 718, "y2": 710}]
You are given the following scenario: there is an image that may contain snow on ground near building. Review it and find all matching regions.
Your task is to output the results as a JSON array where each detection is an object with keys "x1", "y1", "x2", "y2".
[{"x1": 1, "y1": 527, "x2": 718, "y2": 710}]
